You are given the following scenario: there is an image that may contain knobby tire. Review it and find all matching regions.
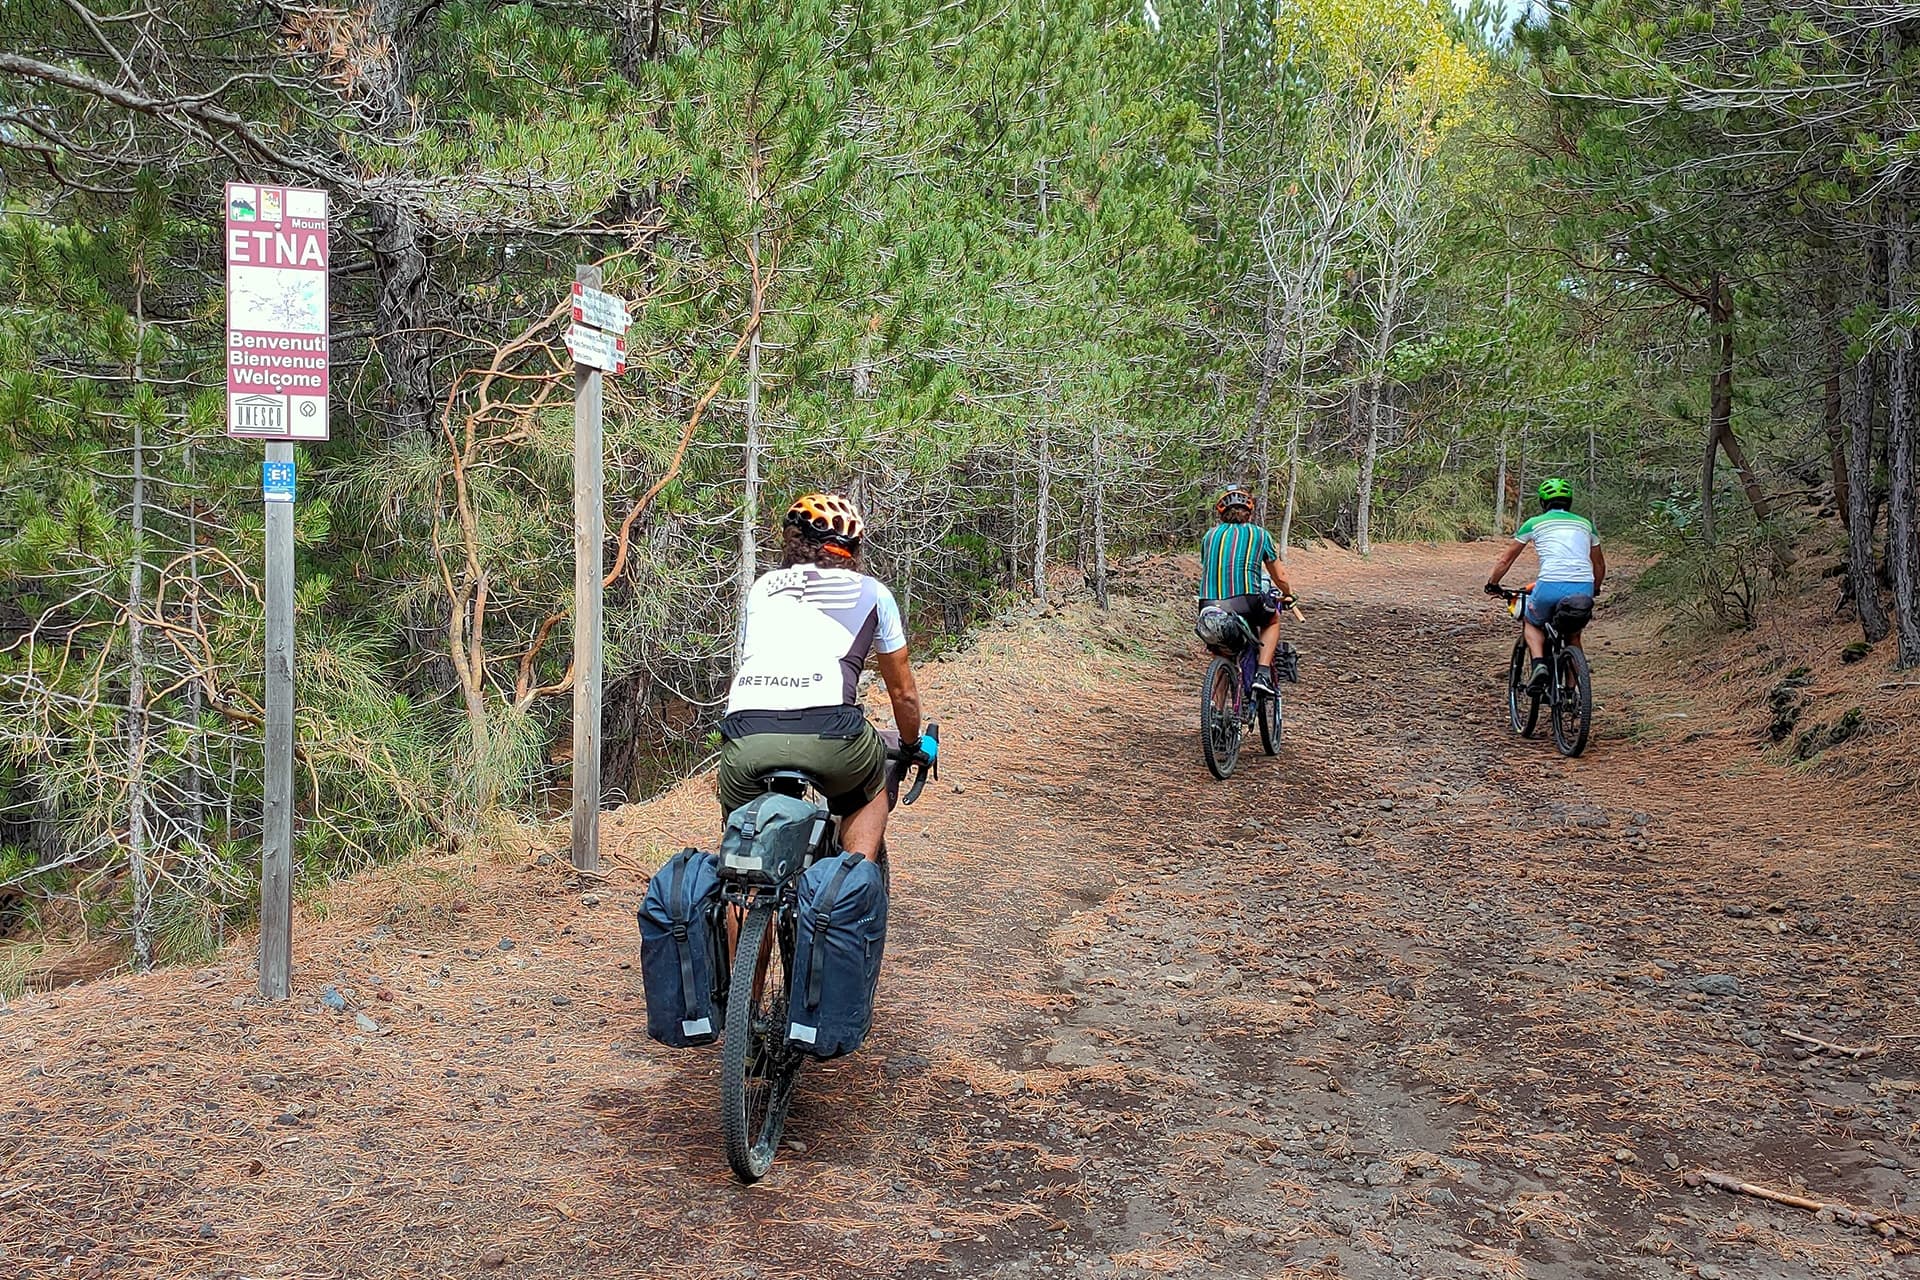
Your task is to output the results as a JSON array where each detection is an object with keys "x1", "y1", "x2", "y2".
[
  {"x1": 720, "y1": 901, "x2": 799, "y2": 1182},
  {"x1": 1258, "y1": 684, "x2": 1280, "y2": 755},
  {"x1": 1552, "y1": 647, "x2": 1593, "y2": 758},
  {"x1": 1201, "y1": 656, "x2": 1241, "y2": 780},
  {"x1": 1507, "y1": 638, "x2": 1540, "y2": 738}
]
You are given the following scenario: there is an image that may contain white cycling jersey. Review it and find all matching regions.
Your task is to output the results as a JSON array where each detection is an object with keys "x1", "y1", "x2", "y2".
[
  {"x1": 1515, "y1": 509, "x2": 1600, "y2": 583},
  {"x1": 727, "y1": 566, "x2": 906, "y2": 714}
]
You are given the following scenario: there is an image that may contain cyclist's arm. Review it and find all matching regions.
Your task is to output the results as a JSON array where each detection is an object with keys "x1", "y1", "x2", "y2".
[
  {"x1": 1591, "y1": 546, "x2": 1606, "y2": 595},
  {"x1": 1486, "y1": 540, "x2": 1526, "y2": 588},
  {"x1": 875, "y1": 648, "x2": 921, "y2": 746},
  {"x1": 1263, "y1": 557, "x2": 1294, "y2": 601}
]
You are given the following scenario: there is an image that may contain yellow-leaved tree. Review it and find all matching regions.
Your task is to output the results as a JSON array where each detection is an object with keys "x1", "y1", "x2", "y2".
[{"x1": 1270, "y1": 0, "x2": 1489, "y2": 553}]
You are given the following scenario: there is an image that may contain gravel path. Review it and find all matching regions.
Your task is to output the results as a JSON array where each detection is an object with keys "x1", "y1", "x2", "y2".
[{"x1": 2, "y1": 543, "x2": 1914, "y2": 1279}]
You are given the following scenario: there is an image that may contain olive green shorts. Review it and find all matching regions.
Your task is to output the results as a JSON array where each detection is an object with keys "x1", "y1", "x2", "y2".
[{"x1": 716, "y1": 725, "x2": 888, "y2": 817}]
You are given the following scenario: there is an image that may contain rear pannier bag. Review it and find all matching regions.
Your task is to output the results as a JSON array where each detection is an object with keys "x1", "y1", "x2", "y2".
[
  {"x1": 787, "y1": 853, "x2": 888, "y2": 1059},
  {"x1": 719, "y1": 792, "x2": 823, "y2": 886},
  {"x1": 638, "y1": 848, "x2": 724, "y2": 1047},
  {"x1": 1276, "y1": 641, "x2": 1301, "y2": 683}
]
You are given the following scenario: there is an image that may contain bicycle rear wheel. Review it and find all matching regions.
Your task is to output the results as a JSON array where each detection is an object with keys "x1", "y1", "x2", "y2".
[
  {"x1": 1201, "y1": 656, "x2": 1242, "y2": 779},
  {"x1": 720, "y1": 900, "x2": 801, "y2": 1182},
  {"x1": 1551, "y1": 647, "x2": 1592, "y2": 757},
  {"x1": 1507, "y1": 638, "x2": 1540, "y2": 738}
]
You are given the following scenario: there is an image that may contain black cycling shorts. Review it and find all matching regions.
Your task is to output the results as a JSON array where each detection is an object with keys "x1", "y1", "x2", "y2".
[{"x1": 1211, "y1": 593, "x2": 1278, "y2": 631}]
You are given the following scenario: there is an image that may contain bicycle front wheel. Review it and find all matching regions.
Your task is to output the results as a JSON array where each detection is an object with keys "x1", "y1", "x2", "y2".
[
  {"x1": 1507, "y1": 638, "x2": 1540, "y2": 738},
  {"x1": 1201, "y1": 656, "x2": 1242, "y2": 779},
  {"x1": 1551, "y1": 647, "x2": 1593, "y2": 758},
  {"x1": 1257, "y1": 684, "x2": 1280, "y2": 755},
  {"x1": 720, "y1": 900, "x2": 801, "y2": 1182}
]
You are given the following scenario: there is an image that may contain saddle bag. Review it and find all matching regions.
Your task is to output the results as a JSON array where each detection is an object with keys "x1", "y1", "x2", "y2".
[
  {"x1": 637, "y1": 848, "x2": 725, "y2": 1047},
  {"x1": 1195, "y1": 605, "x2": 1252, "y2": 658},
  {"x1": 1550, "y1": 594, "x2": 1595, "y2": 636},
  {"x1": 719, "y1": 792, "x2": 823, "y2": 886},
  {"x1": 787, "y1": 853, "x2": 888, "y2": 1059}
]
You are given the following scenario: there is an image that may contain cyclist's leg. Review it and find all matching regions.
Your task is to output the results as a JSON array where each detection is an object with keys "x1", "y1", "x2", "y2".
[
  {"x1": 817, "y1": 726, "x2": 890, "y2": 859},
  {"x1": 1522, "y1": 620, "x2": 1547, "y2": 661},
  {"x1": 1255, "y1": 607, "x2": 1281, "y2": 670}
]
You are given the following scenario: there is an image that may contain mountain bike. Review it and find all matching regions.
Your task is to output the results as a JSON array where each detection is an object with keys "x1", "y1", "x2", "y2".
[
  {"x1": 1496, "y1": 587, "x2": 1592, "y2": 757},
  {"x1": 1196, "y1": 602, "x2": 1299, "y2": 780},
  {"x1": 713, "y1": 725, "x2": 937, "y2": 1182}
]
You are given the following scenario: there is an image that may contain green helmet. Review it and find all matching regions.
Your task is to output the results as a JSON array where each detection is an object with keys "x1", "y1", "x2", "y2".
[{"x1": 1537, "y1": 477, "x2": 1573, "y2": 506}]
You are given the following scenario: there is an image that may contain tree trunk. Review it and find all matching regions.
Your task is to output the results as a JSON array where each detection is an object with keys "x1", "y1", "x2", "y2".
[
  {"x1": 184, "y1": 440, "x2": 204, "y2": 848},
  {"x1": 1355, "y1": 287, "x2": 1397, "y2": 558},
  {"x1": 1847, "y1": 324, "x2": 1889, "y2": 643},
  {"x1": 1494, "y1": 433, "x2": 1509, "y2": 535},
  {"x1": 1824, "y1": 313, "x2": 1851, "y2": 529},
  {"x1": 1248, "y1": 283, "x2": 1282, "y2": 526},
  {"x1": 1033, "y1": 414, "x2": 1051, "y2": 604},
  {"x1": 736, "y1": 225, "x2": 764, "y2": 639},
  {"x1": 1888, "y1": 213, "x2": 1920, "y2": 667},
  {"x1": 1277, "y1": 338, "x2": 1310, "y2": 557},
  {"x1": 125, "y1": 299, "x2": 152, "y2": 971},
  {"x1": 1277, "y1": 413, "x2": 1302, "y2": 559},
  {"x1": 368, "y1": 203, "x2": 434, "y2": 436},
  {"x1": 1850, "y1": 233, "x2": 1896, "y2": 640},
  {"x1": 1090, "y1": 422, "x2": 1109, "y2": 610},
  {"x1": 1701, "y1": 284, "x2": 1730, "y2": 544},
  {"x1": 1701, "y1": 278, "x2": 1776, "y2": 547},
  {"x1": 1355, "y1": 368, "x2": 1383, "y2": 557}
]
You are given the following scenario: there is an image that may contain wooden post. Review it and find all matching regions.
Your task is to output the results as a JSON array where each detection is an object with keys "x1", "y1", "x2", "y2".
[
  {"x1": 571, "y1": 264, "x2": 605, "y2": 874},
  {"x1": 258, "y1": 440, "x2": 295, "y2": 999}
]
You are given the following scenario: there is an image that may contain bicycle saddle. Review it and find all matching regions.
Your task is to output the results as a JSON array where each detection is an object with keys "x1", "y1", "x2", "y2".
[{"x1": 758, "y1": 769, "x2": 822, "y2": 797}]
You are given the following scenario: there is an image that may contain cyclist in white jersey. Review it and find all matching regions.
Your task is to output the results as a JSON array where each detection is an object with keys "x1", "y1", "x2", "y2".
[
  {"x1": 718, "y1": 494, "x2": 935, "y2": 860},
  {"x1": 1485, "y1": 478, "x2": 1606, "y2": 694}
]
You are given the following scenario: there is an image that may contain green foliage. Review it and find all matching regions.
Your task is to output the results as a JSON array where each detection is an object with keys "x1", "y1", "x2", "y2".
[{"x1": 6, "y1": 0, "x2": 1897, "y2": 969}]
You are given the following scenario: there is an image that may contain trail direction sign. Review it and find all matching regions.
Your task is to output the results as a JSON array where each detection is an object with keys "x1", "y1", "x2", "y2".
[
  {"x1": 571, "y1": 281, "x2": 631, "y2": 333},
  {"x1": 225, "y1": 183, "x2": 330, "y2": 440},
  {"x1": 262, "y1": 460, "x2": 296, "y2": 503},
  {"x1": 565, "y1": 323, "x2": 627, "y2": 374}
]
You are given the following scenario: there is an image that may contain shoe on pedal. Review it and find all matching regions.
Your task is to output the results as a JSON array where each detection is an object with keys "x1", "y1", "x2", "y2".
[
  {"x1": 1250, "y1": 666, "x2": 1277, "y2": 697},
  {"x1": 1526, "y1": 661, "x2": 1550, "y2": 695}
]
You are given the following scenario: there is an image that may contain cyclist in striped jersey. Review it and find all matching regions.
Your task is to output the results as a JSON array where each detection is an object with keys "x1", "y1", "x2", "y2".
[{"x1": 1199, "y1": 487, "x2": 1296, "y2": 695}]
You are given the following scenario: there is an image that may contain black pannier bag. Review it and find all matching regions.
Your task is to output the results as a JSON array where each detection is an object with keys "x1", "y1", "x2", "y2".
[
  {"x1": 1275, "y1": 641, "x2": 1301, "y2": 683},
  {"x1": 1550, "y1": 594, "x2": 1595, "y2": 636},
  {"x1": 786, "y1": 853, "x2": 888, "y2": 1059},
  {"x1": 719, "y1": 792, "x2": 822, "y2": 886},
  {"x1": 638, "y1": 848, "x2": 725, "y2": 1047}
]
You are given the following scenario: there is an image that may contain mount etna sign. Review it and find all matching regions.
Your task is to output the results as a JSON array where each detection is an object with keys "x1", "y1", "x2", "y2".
[{"x1": 225, "y1": 183, "x2": 330, "y2": 441}]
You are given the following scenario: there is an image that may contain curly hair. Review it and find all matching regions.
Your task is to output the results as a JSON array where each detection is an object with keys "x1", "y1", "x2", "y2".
[{"x1": 780, "y1": 524, "x2": 863, "y2": 571}]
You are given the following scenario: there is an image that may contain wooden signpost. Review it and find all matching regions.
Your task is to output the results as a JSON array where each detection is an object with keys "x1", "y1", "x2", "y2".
[
  {"x1": 569, "y1": 266, "x2": 629, "y2": 874},
  {"x1": 224, "y1": 181, "x2": 330, "y2": 1001}
]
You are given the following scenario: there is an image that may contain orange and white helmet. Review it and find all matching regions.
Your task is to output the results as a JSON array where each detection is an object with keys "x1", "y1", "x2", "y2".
[
  {"x1": 784, "y1": 492, "x2": 866, "y2": 551},
  {"x1": 1216, "y1": 486, "x2": 1254, "y2": 516}
]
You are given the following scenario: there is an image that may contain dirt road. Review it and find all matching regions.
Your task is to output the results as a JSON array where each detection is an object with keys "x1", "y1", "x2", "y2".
[{"x1": 3, "y1": 543, "x2": 1915, "y2": 1279}]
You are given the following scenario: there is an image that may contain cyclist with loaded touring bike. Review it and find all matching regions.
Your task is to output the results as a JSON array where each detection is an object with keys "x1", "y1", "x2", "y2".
[{"x1": 638, "y1": 493, "x2": 939, "y2": 1182}]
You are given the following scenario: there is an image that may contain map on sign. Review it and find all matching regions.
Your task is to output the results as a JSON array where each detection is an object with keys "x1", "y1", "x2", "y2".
[
  {"x1": 226, "y1": 183, "x2": 330, "y2": 441},
  {"x1": 570, "y1": 281, "x2": 631, "y2": 334}
]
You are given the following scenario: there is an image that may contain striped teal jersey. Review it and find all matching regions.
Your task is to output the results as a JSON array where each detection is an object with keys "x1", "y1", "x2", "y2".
[{"x1": 1200, "y1": 522, "x2": 1278, "y2": 600}]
